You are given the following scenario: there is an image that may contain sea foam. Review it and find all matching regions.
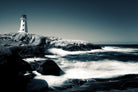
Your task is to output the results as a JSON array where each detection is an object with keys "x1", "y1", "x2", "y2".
[{"x1": 26, "y1": 46, "x2": 138, "y2": 87}]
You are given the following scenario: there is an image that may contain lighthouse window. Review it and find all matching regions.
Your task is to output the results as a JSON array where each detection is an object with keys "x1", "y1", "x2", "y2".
[
  {"x1": 23, "y1": 20, "x2": 25, "y2": 22},
  {"x1": 23, "y1": 24, "x2": 24, "y2": 26}
]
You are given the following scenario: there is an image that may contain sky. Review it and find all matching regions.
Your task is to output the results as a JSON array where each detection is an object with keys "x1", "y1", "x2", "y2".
[{"x1": 0, "y1": 0, "x2": 138, "y2": 44}]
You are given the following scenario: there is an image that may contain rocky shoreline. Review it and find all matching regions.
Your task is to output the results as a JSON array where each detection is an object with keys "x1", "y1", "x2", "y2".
[
  {"x1": 0, "y1": 32, "x2": 101, "y2": 92},
  {"x1": 0, "y1": 45, "x2": 65, "y2": 92},
  {"x1": 1, "y1": 33, "x2": 138, "y2": 92},
  {"x1": 0, "y1": 32, "x2": 101, "y2": 57}
]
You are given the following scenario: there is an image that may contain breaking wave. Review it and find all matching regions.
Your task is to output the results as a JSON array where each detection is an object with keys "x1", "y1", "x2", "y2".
[
  {"x1": 32, "y1": 59, "x2": 138, "y2": 87},
  {"x1": 28, "y1": 46, "x2": 138, "y2": 87},
  {"x1": 47, "y1": 46, "x2": 138, "y2": 57}
]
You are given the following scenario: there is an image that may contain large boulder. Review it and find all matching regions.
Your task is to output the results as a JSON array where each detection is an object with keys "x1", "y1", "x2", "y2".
[
  {"x1": 37, "y1": 60, "x2": 65, "y2": 76},
  {"x1": 25, "y1": 79, "x2": 48, "y2": 92},
  {"x1": 0, "y1": 45, "x2": 34, "y2": 92}
]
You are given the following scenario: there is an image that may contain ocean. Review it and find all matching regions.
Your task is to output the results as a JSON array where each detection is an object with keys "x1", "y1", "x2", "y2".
[{"x1": 25, "y1": 45, "x2": 138, "y2": 92}]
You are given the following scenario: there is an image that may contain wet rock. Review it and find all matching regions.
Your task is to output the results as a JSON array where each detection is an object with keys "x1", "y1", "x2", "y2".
[
  {"x1": 63, "y1": 43, "x2": 101, "y2": 51},
  {"x1": 37, "y1": 60, "x2": 65, "y2": 76},
  {"x1": 0, "y1": 46, "x2": 34, "y2": 92},
  {"x1": 25, "y1": 79, "x2": 48, "y2": 92}
]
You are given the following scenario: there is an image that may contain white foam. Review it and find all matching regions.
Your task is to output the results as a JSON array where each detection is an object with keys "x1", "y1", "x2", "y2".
[
  {"x1": 47, "y1": 46, "x2": 138, "y2": 57},
  {"x1": 24, "y1": 57, "x2": 46, "y2": 63},
  {"x1": 45, "y1": 55, "x2": 59, "y2": 59},
  {"x1": 103, "y1": 46, "x2": 138, "y2": 52},
  {"x1": 33, "y1": 71, "x2": 68, "y2": 87},
  {"x1": 25, "y1": 46, "x2": 138, "y2": 87},
  {"x1": 63, "y1": 60, "x2": 138, "y2": 79},
  {"x1": 32, "y1": 59, "x2": 138, "y2": 87},
  {"x1": 47, "y1": 48, "x2": 101, "y2": 56}
]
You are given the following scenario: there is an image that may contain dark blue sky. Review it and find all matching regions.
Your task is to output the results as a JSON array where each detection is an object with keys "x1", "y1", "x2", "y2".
[{"x1": 0, "y1": 0, "x2": 137, "y2": 44}]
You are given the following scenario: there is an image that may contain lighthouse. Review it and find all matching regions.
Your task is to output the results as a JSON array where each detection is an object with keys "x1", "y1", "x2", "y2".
[{"x1": 18, "y1": 14, "x2": 28, "y2": 33}]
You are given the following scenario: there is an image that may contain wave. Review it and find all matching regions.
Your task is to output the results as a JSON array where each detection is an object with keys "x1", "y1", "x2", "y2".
[
  {"x1": 62, "y1": 60, "x2": 138, "y2": 79},
  {"x1": 25, "y1": 46, "x2": 138, "y2": 87},
  {"x1": 46, "y1": 46, "x2": 138, "y2": 62},
  {"x1": 33, "y1": 71, "x2": 68, "y2": 87},
  {"x1": 103, "y1": 46, "x2": 138, "y2": 52},
  {"x1": 47, "y1": 48, "x2": 95, "y2": 56},
  {"x1": 24, "y1": 57, "x2": 47, "y2": 62},
  {"x1": 31, "y1": 59, "x2": 138, "y2": 87},
  {"x1": 47, "y1": 46, "x2": 138, "y2": 57}
]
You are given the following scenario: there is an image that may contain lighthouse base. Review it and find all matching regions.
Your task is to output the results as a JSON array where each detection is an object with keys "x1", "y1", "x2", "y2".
[{"x1": 18, "y1": 30, "x2": 28, "y2": 33}]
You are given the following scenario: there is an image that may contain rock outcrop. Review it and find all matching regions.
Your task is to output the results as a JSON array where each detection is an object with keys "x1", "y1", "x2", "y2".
[
  {"x1": 36, "y1": 60, "x2": 65, "y2": 76},
  {"x1": 48, "y1": 39, "x2": 101, "y2": 51},
  {"x1": 0, "y1": 45, "x2": 31, "y2": 92},
  {"x1": 12, "y1": 32, "x2": 46, "y2": 46},
  {"x1": 0, "y1": 46, "x2": 48, "y2": 92},
  {"x1": 0, "y1": 33, "x2": 101, "y2": 58}
]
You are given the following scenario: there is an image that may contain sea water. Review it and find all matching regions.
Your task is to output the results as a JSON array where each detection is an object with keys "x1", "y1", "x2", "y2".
[{"x1": 25, "y1": 45, "x2": 138, "y2": 88}]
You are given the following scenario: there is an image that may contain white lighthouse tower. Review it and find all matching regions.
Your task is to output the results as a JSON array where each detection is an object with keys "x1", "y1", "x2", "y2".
[{"x1": 18, "y1": 14, "x2": 28, "y2": 33}]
